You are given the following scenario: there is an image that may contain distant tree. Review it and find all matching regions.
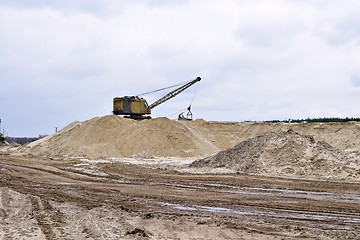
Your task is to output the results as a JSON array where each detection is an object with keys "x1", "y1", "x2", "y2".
[
  {"x1": 5, "y1": 136, "x2": 38, "y2": 145},
  {"x1": 0, "y1": 133, "x2": 5, "y2": 143},
  {"x1": 38, "y1": 134, "x2": 49, "y2": 139}
]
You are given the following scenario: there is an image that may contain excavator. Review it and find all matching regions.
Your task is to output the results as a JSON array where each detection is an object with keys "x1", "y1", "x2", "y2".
[{"x1": 113, "y1": 77, "x2": 201, "y2": 119}]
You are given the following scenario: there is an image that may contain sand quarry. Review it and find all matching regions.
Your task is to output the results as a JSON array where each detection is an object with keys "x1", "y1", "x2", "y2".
[
  {"x1": 1, "y1": 115, "x2": 360, "y2": 239},
  {"x1": 20, "y1": 115, "x2": 360, "y2": 180}
]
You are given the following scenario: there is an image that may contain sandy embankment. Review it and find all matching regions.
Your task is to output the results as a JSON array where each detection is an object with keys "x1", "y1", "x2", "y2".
[{"x1": 18, "y1": 115, "x2": 360, "y2": 180}]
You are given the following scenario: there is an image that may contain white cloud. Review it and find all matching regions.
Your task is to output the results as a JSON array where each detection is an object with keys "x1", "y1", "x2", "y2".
[{"x1": 1, "y1": 0, "x2": 360, "y2": 136}]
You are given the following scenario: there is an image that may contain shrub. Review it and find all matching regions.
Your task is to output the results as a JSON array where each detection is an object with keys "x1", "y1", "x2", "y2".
[{"x1": 0, "y1": 133, "x2": 5, "y2": 144}]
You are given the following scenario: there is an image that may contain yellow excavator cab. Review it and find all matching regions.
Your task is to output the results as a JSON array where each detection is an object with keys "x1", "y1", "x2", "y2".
[{"x1": 113, "y1": 96, "x2": 151, "y2": 116}]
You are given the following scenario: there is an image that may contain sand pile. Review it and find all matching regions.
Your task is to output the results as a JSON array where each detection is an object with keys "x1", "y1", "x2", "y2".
[
  {"x1": 21, "y1": 116, "x2": 219, "y2": 159},
  {"x1": 190, "y1": 129, "x2": 360, "y2": 180},
  {"x1": 186, "y1": 120, "x2": 360, "y2": 152}
]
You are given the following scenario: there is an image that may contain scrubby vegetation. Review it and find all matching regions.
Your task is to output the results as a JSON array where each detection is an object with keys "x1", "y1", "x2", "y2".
[
  {"x1": 266, "y1": 117, "x2": 360, "y2": 123},
  {"x1": 0, "y1": 133, "x2": 5, "y2": 143},
  {"x1": 6, "y1": 134, "x2": 48, "y2": 145}
]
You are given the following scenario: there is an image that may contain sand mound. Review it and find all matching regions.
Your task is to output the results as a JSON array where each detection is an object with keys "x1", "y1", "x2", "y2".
[
  {"x1": 190, "y1": 129, "x2": 360, "y2": 180},
  {"x1": 21, "y1": 116, "x2": 219, "y2": 159},
  {"x1": 9, "y1": 142, "x2": 20, "y2": 147},
  {"x1": 186, "y1": 120, "x2": 360, "y2": 153}
]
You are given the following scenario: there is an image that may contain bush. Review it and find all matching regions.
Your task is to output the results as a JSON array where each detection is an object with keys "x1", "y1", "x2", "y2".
[{"x1": 0, "y1": 133, "x2": 5, "y2": 144}]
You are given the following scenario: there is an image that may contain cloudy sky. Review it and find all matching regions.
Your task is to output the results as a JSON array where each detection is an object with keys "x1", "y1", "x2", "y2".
[{"x1": 1, "y1": 0, "x2": 360, "y2": 136}]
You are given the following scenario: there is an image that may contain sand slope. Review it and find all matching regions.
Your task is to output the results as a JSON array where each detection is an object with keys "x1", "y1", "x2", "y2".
[
  {"x1": 191, "y1": 129, "x2": 360, "y2": 180},
  {"x1": 186, "y1": 120, "x2": 360, "y2": 152}
]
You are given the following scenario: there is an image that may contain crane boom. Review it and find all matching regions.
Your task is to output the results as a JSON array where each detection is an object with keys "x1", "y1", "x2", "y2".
[{"x1": 149, "y1": 77, "x2": 201, "y2": 109}]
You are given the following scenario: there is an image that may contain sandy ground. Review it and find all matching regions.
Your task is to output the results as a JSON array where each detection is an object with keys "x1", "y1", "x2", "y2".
[{"x1": 1, "y1": 152, "x2": 359, "y2": 239}]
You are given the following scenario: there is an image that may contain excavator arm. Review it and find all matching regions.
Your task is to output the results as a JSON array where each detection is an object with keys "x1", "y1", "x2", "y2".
[{"x1": 149, "y1": 77, "x2": 201, "y2": 109}]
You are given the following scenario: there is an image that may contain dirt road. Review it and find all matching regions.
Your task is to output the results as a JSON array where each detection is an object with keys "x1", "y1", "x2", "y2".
[{"x1": 1, "y1": 153, "x2": 359, "y2": 239}]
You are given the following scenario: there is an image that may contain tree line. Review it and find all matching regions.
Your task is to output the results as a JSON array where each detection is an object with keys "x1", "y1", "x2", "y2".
[
  {"x1": 5, "y1": 134, "x2": 48, "y2": 145},
  {"x1": 265, "y1": 117, "x2": 360, "y2": 123}
]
